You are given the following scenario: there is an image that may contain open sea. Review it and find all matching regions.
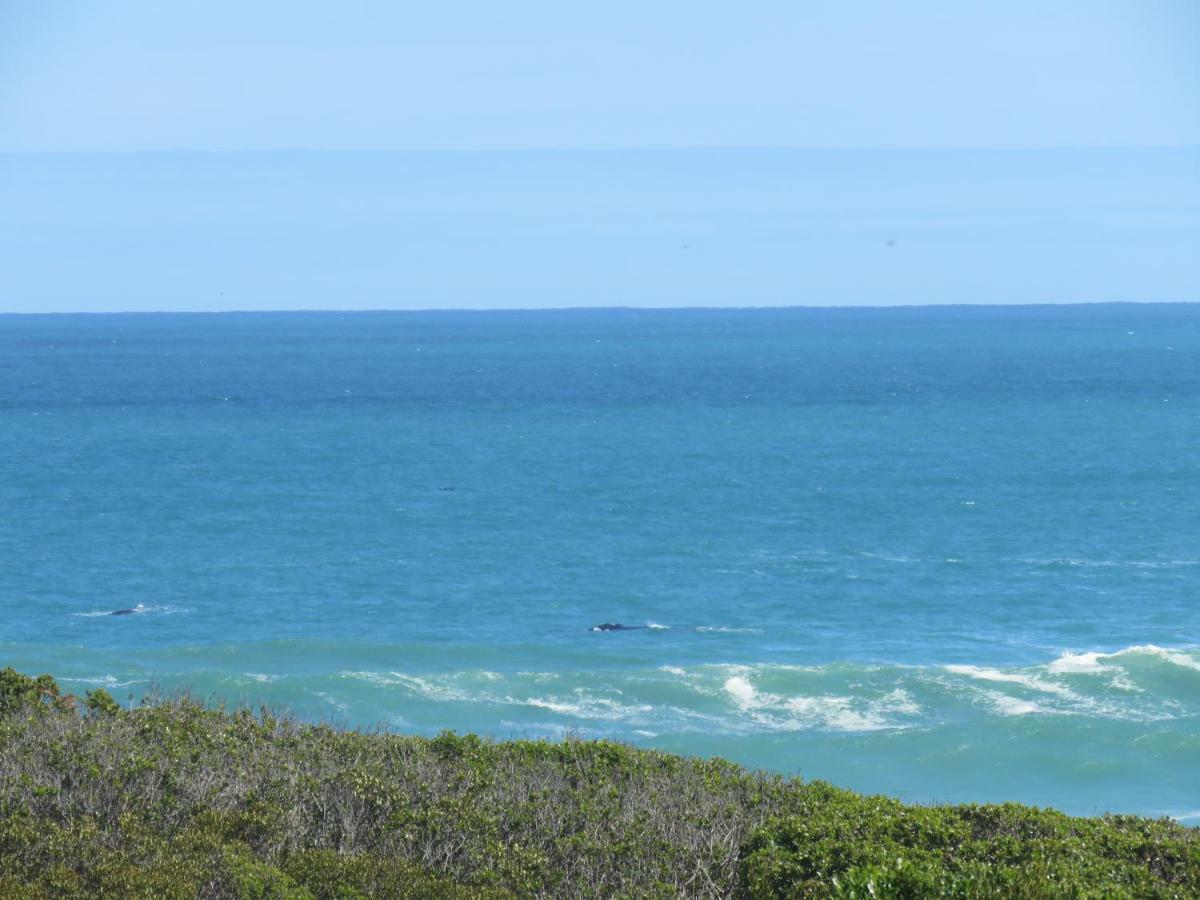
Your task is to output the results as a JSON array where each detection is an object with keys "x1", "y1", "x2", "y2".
[{"x1": 2, "y1": 305, "x2": 1198, "y2": 821}]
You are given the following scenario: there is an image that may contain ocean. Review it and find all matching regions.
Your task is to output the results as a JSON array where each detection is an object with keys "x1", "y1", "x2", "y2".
[{"x1": 2, "y1": 305, "x2": 1197, "y2": 821}]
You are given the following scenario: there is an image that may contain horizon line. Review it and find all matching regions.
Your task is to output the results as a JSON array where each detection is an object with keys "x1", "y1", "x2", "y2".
[
  {"x1": 4, "y1": 300, "x2": 1197, "y2": 317},
  {"x1": 3, "y1": 144, "x2": 1199, "y2": 157}
]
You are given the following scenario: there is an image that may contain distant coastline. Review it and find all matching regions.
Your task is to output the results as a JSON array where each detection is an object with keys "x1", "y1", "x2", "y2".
[{"x1": 2, "y1": 299, "x2": 1198, "y2": 318}]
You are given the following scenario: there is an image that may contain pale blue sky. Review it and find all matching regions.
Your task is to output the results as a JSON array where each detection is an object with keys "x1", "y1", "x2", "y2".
[
  {"x1": 2, "y1": 0, "x2": 1198, "y2": 151},
  {"x1": 1, "y1": 3, "x2": 1198, "y2": 312}
]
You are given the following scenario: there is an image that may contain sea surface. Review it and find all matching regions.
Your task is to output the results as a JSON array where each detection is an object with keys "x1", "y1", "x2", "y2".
[{"x1": 2, "y1": 305, "x2": 1198, "y2": 820}]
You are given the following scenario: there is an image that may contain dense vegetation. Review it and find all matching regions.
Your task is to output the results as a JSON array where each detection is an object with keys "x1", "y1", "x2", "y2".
[{"x1": 0, "y1": 668, "x2": 1195, "y2": 898}]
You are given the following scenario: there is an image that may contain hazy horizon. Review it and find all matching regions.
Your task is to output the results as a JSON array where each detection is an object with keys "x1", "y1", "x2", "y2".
[{"x1": 4, "y1": 147, "x2": 1198, "y2": 314}]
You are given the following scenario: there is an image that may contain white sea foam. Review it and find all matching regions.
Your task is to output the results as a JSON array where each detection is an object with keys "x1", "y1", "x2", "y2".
[
  {"x1": 333, "y1": 648, "x2": 1193, "y2": 737},
  {"x1": 720, "y1": 673, "x2": 914, "y2": 732},
  {"x1": 342, "y1": 668, "x2": 670, "y2": 725},
  {"x1": 881, "y1": 688, "x2": 922, "y2": 716},
  {"x1": 524, "y1": 695, "x2": 653, "y2": 722},
  {"x1": 986, "y1": 693, "x2": 1044, "y2": 716},
  {"x1": 938, "y1": 649, "x2": 1199, "y2": 722},
  {"x1": 1045, "y1": 651, "x2": 1141, "y2": 692},
  {"x1": 723, "y1": 675, "x2": 757, "y2": 706},
  {"x1": 945, "y1": 664, "x2": 1074, "y2": 697},
  {"x1": 524, "y1": 697, "x2": 584, "y2": 715},
  {"x1": 60, "y1": 674, "x2": 143, "y2": 688},
  {"x1": 339, "y1": 671, "x2": 474, "y2": 702},
  {"x1": 1107, "y1": 645, "x2": 1200, "y2": 672},
  {"x1": 646, "y1": 622, "x2": 670, "y2": 630},
  {"x1": 1046, "y1": 652, "x2": 1110, "y2": 675},
  {"x1": 780, "y1": 695, "x2": 887, "y2": 732}
]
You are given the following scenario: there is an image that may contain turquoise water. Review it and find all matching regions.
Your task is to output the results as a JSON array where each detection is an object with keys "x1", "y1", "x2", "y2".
[{"x1": 2, "y1": 305, "x2": 1198, "y2": 820}]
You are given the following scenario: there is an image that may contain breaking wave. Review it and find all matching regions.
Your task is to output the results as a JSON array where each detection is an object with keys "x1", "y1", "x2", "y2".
[{"x1": 289, "y1": 643, "x2": 1200, "y2": 735}]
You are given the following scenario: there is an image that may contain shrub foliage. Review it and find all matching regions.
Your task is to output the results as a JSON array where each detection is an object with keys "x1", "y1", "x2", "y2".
[{"x1": 0, "y1": 668, "x2": 1194, "y2": 898}]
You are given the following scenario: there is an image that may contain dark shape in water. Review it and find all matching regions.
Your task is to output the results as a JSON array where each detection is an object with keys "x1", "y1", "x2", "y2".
[
  {"x1": 110, "y1": 608, "x2": 136, "y2": 616},
  {"x1": 590, "y1": 623, "x2": 643, "y2": 632}
]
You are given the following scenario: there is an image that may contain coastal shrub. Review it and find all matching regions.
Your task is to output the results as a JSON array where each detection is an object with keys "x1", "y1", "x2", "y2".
[
  {"x1": 83, "y1": 687, "x2": 121, "y2": 717},
  {"x1": 737, "y1": 789, "x2": 1199, "y2": 898},
  {"x1": 0, "y1": 668, "x2": 74, "y2": 717},
  {"x1": 0, "y1": 670, "x2": 1195, "y2": 898}
]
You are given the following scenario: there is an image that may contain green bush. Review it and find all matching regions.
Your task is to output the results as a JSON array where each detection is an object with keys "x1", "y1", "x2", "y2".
[
  {"x1": 0, "y1": 668, "x2": 74, "y2": 717},
  {"x1": 0, "y1": 669, "x2": 1195, "y2": 898},
  {"x1": 83, "y1": 688, "x2": 121, "y2": 717},
  {"x1": 737, "y1": 787, "x2": 1198, "y2": 898}
]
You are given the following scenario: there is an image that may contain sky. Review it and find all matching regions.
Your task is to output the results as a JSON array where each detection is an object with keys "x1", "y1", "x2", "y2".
[
  {"x1": 2, "y1": 0, "x2": 1198, "y2": 151},
  {"x1": 0, "y1": 1, "x2": 1198, "y2": 312}
]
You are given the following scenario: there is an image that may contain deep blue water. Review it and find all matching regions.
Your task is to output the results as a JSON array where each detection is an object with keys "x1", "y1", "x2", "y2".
[{"x1": 2, "y1": 305, "x2": 1198, "y2": 819}]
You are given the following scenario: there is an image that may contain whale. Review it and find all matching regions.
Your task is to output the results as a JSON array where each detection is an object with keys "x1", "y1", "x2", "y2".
[
  {"x1": 109, "y1": 603, "x2": 146, "y2": 616},
  {"x1": 590, "y1": 623, "x2": 643, "y2": 632}
]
